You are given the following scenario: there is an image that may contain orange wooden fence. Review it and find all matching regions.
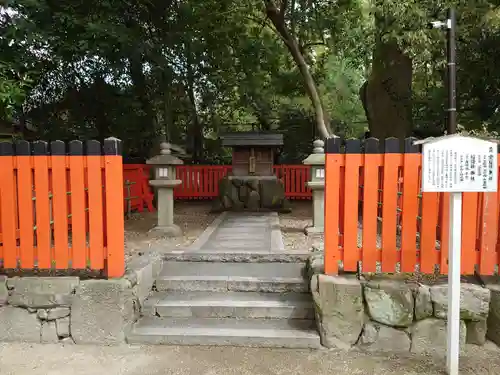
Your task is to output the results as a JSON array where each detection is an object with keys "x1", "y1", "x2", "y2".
[
  {"x1": 122, "y1": 164, "x2": 312, "y2": 210},
  {"x1": 0, "y1": 139, "x2": 125, "y2": 277},
  {"x1": 324, "y1": 137, "x2": 500, "y2": 276}
]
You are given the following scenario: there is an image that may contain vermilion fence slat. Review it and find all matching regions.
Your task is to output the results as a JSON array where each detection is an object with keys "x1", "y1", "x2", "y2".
[
  {"x1": 439, "y1": 193, "x2": 450, "y2": 274},
  {"x1": 87, "y1": 147, "x2": 105, "y2": 270},
  {"x1": 69, "y1": 143, "x2": 87, "y2": 269},
  {"x1": 50, "y1": 150, "x2": 69, "y2": 269},
  {"x1": 461, "y1": 193, "x2": 479, "y2": 274},
  {"x1": 33, "y1": 143, "x2": 51, "y2": 269},
  {"x1": 400, "y1": 146, "x2": 420, "y2": 273},
  {"x1": 17, "y1": 153, "x2": 34, "y2": 269},
  {"x1": 381, "y1": 142, "x2": 400, "y2": 273},
  {"x1": 420, "y1": 192, "x2": 439, "y2": 273},
  {"x1": 478, "y1": 192, "x2": 498, "y2": 274},
  {"x1": 104, "y1": 145, "x2": 125, "y2": 278},
  {"x1": 343, "y1": 141, "x2": 362, "y2": 271},
  {"x1": 361, "y1": 152, "x2": 380, "y2": 273},
  {"x1": 0, "y1": 151, "x2": 17, "y2": 268},
  {"x1": 324, "y1": 139, "x2": 342, "y2": 275}
]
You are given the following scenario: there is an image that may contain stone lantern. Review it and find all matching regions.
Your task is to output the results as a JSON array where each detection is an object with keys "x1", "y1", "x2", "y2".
[
  {"x1": 146, "y1": 142, "x2": 183, "y2": 236},
  {"x1": 302, "y1": 139, "x2": 325, "y2": 235}
]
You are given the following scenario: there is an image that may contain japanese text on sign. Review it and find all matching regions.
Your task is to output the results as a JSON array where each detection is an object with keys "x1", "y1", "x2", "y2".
[{"x1": 421, "y1": 136, "x2": 498, "y2": 193}]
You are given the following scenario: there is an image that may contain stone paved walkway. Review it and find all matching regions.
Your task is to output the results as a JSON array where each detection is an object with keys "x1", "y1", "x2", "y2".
[
  {"x1": 2, "y1": 342, "x2": 500, "y2": 375},
  {"x1": 188, "y1": 212, "x2": 285, "y2": 253}
]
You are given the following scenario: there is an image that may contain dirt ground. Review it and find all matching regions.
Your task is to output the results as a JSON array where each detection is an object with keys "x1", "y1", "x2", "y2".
[
  {"x1": 124, "y1": 201, "x2": 217, "y2": 260},
  {"x1": 279, "y1": 200, "x2": 319, "y2": 251},
  {"x1": 1, "y1": 342, "x2": 500, "y2": 375},
  {"x1": 124, "y1": 200, "x2": 317, "y2": 259}
]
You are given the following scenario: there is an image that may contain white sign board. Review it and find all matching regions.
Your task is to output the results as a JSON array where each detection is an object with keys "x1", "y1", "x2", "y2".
[
  {"x1": 421, "y1": 135, "x2": 497, "y2": 193},
  {"x1": 418, "y1": 134, "x2": 497, "y2": 375}
]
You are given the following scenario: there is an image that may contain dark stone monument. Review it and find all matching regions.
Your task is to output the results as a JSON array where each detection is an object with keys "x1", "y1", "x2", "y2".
[{"x1": 212, "y1": 132, "x2": 291, "y2": 212}]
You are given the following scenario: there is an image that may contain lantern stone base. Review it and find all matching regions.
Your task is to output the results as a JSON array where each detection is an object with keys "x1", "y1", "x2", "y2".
[{"x1": 149, "y1": 224, "x2": 182, "y2": 237}]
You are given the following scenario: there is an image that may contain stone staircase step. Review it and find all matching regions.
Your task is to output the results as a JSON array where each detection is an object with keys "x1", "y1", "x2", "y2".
[
  {"x1": 144, "y1": 291, "x2": 314, "y2": 319},
  {"x1": 162, "y1": 249, "x2": 311, "y2": 263},
  {"x1": 127, "y1": 317, "x2": 321, "y2": 348},
  {"x1": 156, "y1": 262, "x2": 308, "y2": 293}
]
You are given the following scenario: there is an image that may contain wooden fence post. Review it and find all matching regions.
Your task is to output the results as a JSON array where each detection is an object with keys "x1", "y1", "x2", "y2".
[
  {"x1": 324, "y1": 137, "x2": 342, "y2": 275},
  {"x1": 104, "y1": 137, "x2": 125, "y2": 278}
]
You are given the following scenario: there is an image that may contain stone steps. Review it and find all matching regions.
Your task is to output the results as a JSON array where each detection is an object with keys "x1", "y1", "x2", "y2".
[
  {"x1": 162, "y1": 249, "x2": 311, "y2": 263},
  {"x1": 143, "y1": 291, "x2": 315, "y2": 319},
  {"x1": 127, "y1": 317, "x2": 321, "y2": 348},
  {"x1": 155, "y1": 261, "x2": 309, "y2": 293}
]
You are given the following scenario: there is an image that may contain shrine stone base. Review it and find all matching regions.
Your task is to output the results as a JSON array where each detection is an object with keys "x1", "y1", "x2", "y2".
[{"x1": 211, "y1": 176, "x2": 291, "y2": 213}]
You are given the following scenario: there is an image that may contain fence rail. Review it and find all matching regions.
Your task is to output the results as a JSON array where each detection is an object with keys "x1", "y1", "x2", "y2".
[
  {"x1": 0, "y1": 139, "x2": 125, "y2": 277},
  {"x1": 324, "y1": 137, "x2": 500, "y2": 276}
]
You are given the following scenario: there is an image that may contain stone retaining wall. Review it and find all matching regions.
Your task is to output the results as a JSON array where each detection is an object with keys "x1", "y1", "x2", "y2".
[
  {"x1": 0, "y1": 252, "x2": 162, "y2": 345},
  {"x1": 312, "y1": 274, "x2": 498, "y2": 353}
]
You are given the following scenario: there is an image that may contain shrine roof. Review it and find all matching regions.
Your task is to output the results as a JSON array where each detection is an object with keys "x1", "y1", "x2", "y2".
[{"x1": 220, "y1": 131, "x2": 284, "y2": 147}]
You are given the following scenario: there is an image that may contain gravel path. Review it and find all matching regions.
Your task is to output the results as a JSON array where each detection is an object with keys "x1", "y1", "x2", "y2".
[
  {"x1": 124, "y1": 201, "x2": 217, "y2": 260},
  {"x1": 1, "y1": 342, "x2": 499, "y2": 375}
]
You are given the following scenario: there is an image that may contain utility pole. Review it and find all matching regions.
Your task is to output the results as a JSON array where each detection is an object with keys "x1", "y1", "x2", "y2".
[{"x1": 430, "y1": 8, "x2": 457, "y2": 134}]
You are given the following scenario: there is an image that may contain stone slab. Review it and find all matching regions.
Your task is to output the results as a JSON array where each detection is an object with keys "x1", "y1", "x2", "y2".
[
  {"x1": 364, "y1": 281, "x2": 414, "y2": 328},
  {"x1": 430, "y1": 283, "x2": 490, "y2": 321},
  {"x1": 159, "y1": 261, "x2": 305, "y2": 278},
  {"x1": 311, "y1": 274, "x2": 364, "y2": 349},
  {"x1": 41, "y1": 321, "x2": 59, "y2": 343},
  {"x1": 411, "y1": 318, "x2": 466, "y2": 355},
  {"x1": 0, "y1": 306, "x2": 41, "y2": 343},
  {"x1": 358, "y1": 322, "x2": 411, "y2": 352},
  {"x1": 71, "y1": 279, "x2": 137, "y2": 345},
  {"x1": 6, "y1": 277, "x2": 79, "y2": 294},
  {"x1": 56, "y1": 317, "x2": 71, "y2": 338},
  {"x1": 37, "y1": 307, "x2": 70, "y2": 320},
  {"x1": 188, "y1": 212, "x2": 228, "y2": 250},
  {"x1": 150, "y1": 291, "x2": 313, "y2": 319},
  {"x1": 0, "y1": 275, "x2": 7, "y2": 306},
  {"x1": 161, "y1": 251, "x2": 311, "y2": 263},
  {"x1": 8, "y1": 292, "x2": 73, "y2": 308},
  {"x1": 127, "y1": 317, "x2": 320, "y2": 348}
]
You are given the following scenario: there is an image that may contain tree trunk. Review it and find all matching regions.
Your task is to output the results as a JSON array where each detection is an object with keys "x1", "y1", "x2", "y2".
[
  {"x1": 264, "y1": 0, "x2": 332, "y2": 139},
  {"x1": 360, "y1": 38, "x2": 413, "y2": 142},
  {"x1": 129, "y1": 54, "x2": 158, "y2": 158}
]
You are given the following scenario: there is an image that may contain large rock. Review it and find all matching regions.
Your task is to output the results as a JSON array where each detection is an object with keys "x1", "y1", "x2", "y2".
[
  {"x1": 358, "y1": 321, "x2": 411, "y2": 352},
  {"x1": 0, "y1": 306, "x2": 41, "y2": 342},
  {"x1": 411, "y1": 318, "x2": 466, "y2": 355},
  {"x1": 56, "y1": 317, "x2": 71, "y2": 338},
  {"x1": 41, "y1": 321, "x2": 59, "y2": 343},
  {"x1": 414, "y1": 285, "x2": 433, "y2": 320},
  {"x1": 125, "y1": 252, "x2": 163, "y2": 308},
  {"x1": 259, "y1": 178, "x2": 286, "y2": 209},
  {"x1": 0, "y1": 276, "x2": 7, "y2": 306},
  {"x1": 306, "y1": 252, "x2": 324, "y2": 280},
  {"x1": 71, "y1": 279, "x2": 138, "y2": 345},
  {"x1": 246, "y1": 190, "x2": 260, "y2": 210},
  {"x1": 467, "y1": 319, "x2": 487, "y2": 345},
  {"x1": 487, "y1": 284, "x2": 500, "y2": 345},
  {"x1": 311, "y1": 274, "x2": 364, "y2": 349},
  {"x1": 430, "y1": 284, "x2": 490, "y2": 321},
  {"x1": 364, "y1": 281, "x2": 414, "y2": 327}
]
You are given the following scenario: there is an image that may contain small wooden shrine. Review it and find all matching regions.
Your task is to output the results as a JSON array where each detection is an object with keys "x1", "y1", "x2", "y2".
[
  {"x1": 221, "y1": 132, "x2": 283, "y2": 176},
  {"x1": 212, "y1": 131, "x2": 290, "y2": 212}
]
